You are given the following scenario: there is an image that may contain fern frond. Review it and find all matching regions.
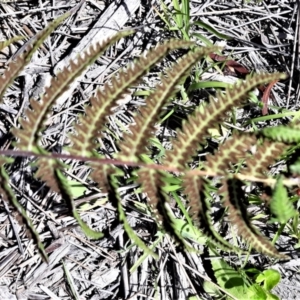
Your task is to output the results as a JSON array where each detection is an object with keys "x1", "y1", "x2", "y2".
[
  {"x1": 0, "y1": 12, "x2": 70, "y2": 101},
  {"x1": 0, "y1": 158, "x2": 48, "y2": 262},
  {"x1": 205, "y1": 134, "x2": 257, "y2": 174},
  {"x1": 242, "y1": 140, "x2": 287, "y2": 178},
  {"x1": 182, "y1": 175, "x2": 242, "y2": 253},
  {"x1": 68, "y1": 39, "x2": 194, "y2": 158},
  {"x1": 12, "y1": 30, "x2": 134, "y2": 153},
  {"x1": 262, "y1": 126, "x2": 300, "y2": 144},
  {"x1": 221, "y1": 178, "x2": 289, "y2": 259},
  {"x1": 118, "y1": 46, "x2": 221, "y2": 162},
  {"x1": 165, "y1": 72, "x2": 287, "y2": 169},
  {"x1": 270, "y1": 176, "x2": 297, "y2": 224}
]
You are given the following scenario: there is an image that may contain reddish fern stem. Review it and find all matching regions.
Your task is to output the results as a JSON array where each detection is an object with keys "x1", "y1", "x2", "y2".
[{"x1": 0, "y1": 149, "x2": 299, "y2": 187}]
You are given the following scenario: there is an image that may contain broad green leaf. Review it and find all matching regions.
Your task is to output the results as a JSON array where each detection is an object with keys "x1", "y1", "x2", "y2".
[
  {"x1": 247, "y1": 284, "x2": 267, "y2": 300},
  {"x1": 109, "y1": 174, "x2": 158, "y2": 259},
  {"x1": 188, "y1": 81, "x2": 231, "y2": 92},
  {"x1": 255, "y1": 269, "x2": 281, "y2": 291},
  {"x1": 173, "y1": 219, "x2": 206, "y2": 245},
  {"x1": 266, "y1": 293, "x2": 280, "y2": 300},
  {"x1": 209, "y1": 249, "x2": 250, "y2": 299},
  {"x1": 203, "y1": 281, "x2": 222, "y2": 298},
  {"x1": 290, "y1": 160, "x2": 300, "y2": 174}
]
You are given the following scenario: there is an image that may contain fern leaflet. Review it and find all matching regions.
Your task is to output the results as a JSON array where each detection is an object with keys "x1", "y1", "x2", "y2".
[{"x1": 270, "y1": 176, "x2": 297, "y2": 224}]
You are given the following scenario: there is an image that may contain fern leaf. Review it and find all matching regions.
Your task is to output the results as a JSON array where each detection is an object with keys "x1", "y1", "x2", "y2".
[
  {"x1": 205, "y1": 134, "x2": 257, "y2": 174},
  {"x1": 165, "y1": 72, "x2": 287, "y2": 169},
  {"x1": 0, "y1": 158, "x2": 48, "y2": 262},
  {"x1": 138, "y1": 169, "x2": 189, "y2": 248},
  {"x1": 68, "y1": 39, "x2": 195, "y2": 158},
  {"x1": 54, "y1": 169, "x2": 103, "y2": 239},
  {"x1": 182, "y1": 175, "x2": 242, "y2": 253},
  {"x1": 0, "y1": 12, "x2": 70, "y2": 101},
  {"x1": 242, "y1": 140, "x2": 287, "y2": 178},
  {"x1": 107, "y1": 172, "x2": 158, "y2": 259},
  {"x1": 137, "y1": 168, "x2": 167, "y2": 224},
  {"x1": 12, "y1": 30, "x2": 134, "y2": 153},
  {"x1": 221, "y1": 179, "x2": 289, "y2": 259},
  {"x1": 118, "y1": 46, "x2": 221, "y2": 161},
  {"x1": 262, "y1": 126, "x2": 300, "y2": 143},
  {"x1": 270, "y1": 176, "x2": 297, "y2": 224}
]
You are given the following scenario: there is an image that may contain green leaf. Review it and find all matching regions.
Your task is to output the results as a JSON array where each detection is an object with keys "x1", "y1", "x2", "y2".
[
  {"x1": 270, "y1": 176, "x2": 297, "y2": 224},
  {"x1": 266, "y1": 293, "x2": 280, "y2": 300},
  {"x1": 255, "y1": 269, "x2": 281, "y2": 291},
  {"x1": 188, "y1": 81, "x2": 231, "y2": 92},
  {"x1": 188, "y1": 296, "x2": 202, "y2": 300},
  {"x1": 173, "y1": 219, "x2": 206, "y2": 245},
  {"x1": 191, "y1": 32, "x2": 214, "y2": 47},
  {"x1": 130, "y1": 234, "x2": 162, "y2": 273},
  {"x1": 290, "y1": 160, "x2": 300, "y2": 174},
  {"x1": 262, "y1": 126, "x2": 300, "y2": 143},
  {"x1": 203, "y1": 281, "x2": 222, "y2": 297},
  {"x1": 247, "y1": 284, "x2": 267, "y2": 300},
  {"x1": 109, "y1": 173, "x2": 158, "y2": 259},
  {"x1": 209, "y1": 249, "x2": 250, "y2": 299}
]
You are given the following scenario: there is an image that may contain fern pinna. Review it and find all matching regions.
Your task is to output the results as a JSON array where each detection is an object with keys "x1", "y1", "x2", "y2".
[{"x1": 0, "y1": 12, "x2": 295, "y2": 263}]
